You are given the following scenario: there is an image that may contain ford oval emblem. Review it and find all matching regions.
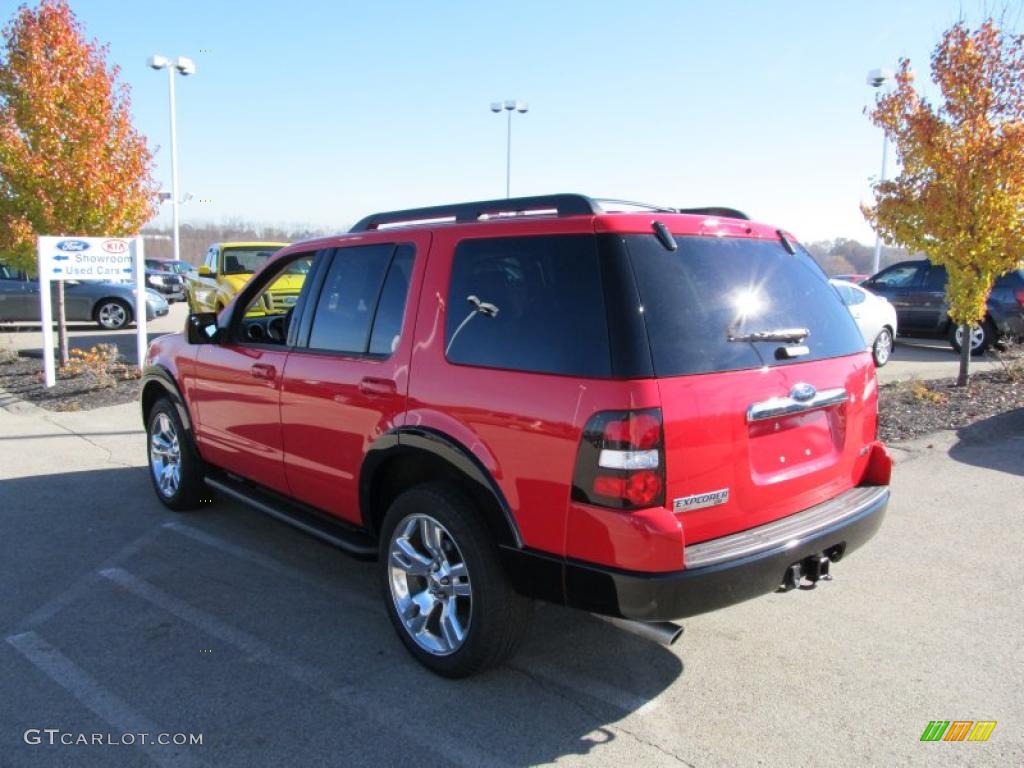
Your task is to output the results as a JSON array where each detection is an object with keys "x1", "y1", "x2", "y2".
[
  {"x1": 56, "y1": 239, "x2": 90, "y2": 252},
  {"x1": 791, "y1": 382, "x2": 816, "y2": 402}
]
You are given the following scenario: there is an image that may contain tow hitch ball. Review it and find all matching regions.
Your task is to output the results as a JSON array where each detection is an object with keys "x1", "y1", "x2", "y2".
[{"x1": 780, "y1": 555, "x2": 833, "y2": 591}]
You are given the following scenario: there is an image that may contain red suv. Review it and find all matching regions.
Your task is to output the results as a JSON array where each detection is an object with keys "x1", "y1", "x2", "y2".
[{"x1": 142, "y1": 195, "x2": 891, "y2": 677}]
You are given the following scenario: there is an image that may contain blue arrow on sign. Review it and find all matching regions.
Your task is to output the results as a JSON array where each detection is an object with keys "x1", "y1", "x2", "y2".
[
  {"x1": 52, "y1": 267, "x2": 63, "y2": 273},
  {"x1": 53, "y1": 255, "x2": 69, "y2": 261},
  {"x1": 122, "y1": 267, "x2": 133, "y2": 273}
]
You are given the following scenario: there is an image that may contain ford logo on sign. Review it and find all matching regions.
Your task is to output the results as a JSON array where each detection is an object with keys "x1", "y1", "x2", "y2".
[
  {"x1": 790, "y1": 383, "x2": 817, "y2": 402},
  {"x1": 56, "y1": 240, "x2": 90, "y2": 252}
]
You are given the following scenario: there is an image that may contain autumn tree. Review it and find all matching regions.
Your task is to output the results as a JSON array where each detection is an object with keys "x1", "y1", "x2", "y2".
[
  {"x1": 864, "y1": 18, "x2": 1024, "y2": 386},
  {"x1": 0, "y1": 0, "x2": 158, "y2": 364}
]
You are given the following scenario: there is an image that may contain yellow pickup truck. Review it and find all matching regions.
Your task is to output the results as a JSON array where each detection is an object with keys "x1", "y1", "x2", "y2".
[{"x1": 186, "y1": 242, "x2": 307, "y2": 315}]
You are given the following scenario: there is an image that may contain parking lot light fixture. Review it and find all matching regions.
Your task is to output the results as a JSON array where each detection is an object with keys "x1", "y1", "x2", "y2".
[
  {"x1": 490, "y1": 99, "x2": 529, "y2": 198},
  {"x1": 148, "y1": 55, "x2": 196, "y2": 264},
  {"x1": 867, "y1": 68, "x2": 893, "y2": 276}
]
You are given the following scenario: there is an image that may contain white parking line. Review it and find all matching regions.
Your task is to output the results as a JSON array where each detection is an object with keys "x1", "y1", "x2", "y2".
[
  {"x1": 98, "y1": 567, "x2": 510, "y2": 768},
  {"x1": 18, "y1": 526, "x2": 165, "y2": 630},
  {"x1": 6, "y1": 631, "x2": 202, "y2": 768},
  {"x1": 161, "y1": 522, "x2": 377, "y2": 610}
]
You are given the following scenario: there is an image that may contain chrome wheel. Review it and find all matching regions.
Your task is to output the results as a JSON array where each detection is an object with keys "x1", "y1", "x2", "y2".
[
  {"x1": 873, "y1": 328, "x2": 893, "y2": 366},
  {"x1": 954, "y1": 324, "x2": 986, "y2": 351},
  {"x1": 387, "y1": 514, "x2": 472, "y2": 656},
  {"x1": 97, "y1": 301, "x2": 128, "y2": 329},
  {"x1": 149, "y1": 412, "x2": 181, "y2": 499}
]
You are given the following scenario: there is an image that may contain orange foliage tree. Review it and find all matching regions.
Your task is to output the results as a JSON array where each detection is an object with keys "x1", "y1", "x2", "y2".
[
  {"x1": 864, "y1": 19, "x2": 1024, "y2": 385},
  {"x1": 0, "y1": 0, "x2": 158, "y2": 363}
]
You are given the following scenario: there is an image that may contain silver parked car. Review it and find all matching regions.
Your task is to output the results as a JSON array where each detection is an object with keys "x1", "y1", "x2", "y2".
[{"x1": 0, "y1": 262, "x2": 169, "y2": 330}]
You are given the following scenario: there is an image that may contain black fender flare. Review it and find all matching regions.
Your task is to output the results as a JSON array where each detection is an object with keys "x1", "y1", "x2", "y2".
[
  {"x1": 359, "y1": 427, "x2": 523, "y2": 548},
  {"x1": 140, "y1": 365, "x2": 197, "y2": 447}
]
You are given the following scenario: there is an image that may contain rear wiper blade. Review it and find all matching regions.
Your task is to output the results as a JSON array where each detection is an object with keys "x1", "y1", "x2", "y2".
[{"x1": 728, "y1": 327, "x2": 809, "y2": 343}]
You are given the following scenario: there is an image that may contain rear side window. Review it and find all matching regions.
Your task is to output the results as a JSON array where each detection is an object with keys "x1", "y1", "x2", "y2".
[
  {"x1": 625, "y1": 235, "x2": 865, "y2": 377},
  {"x1": 924, "y1": 265, "x2": 947, "y2": 290},
  {"x1": 368, "y1": 245, "x2": 415, "y2": 355},
  {"x1": 308, "y1": 244, "x2": 395, "y2": 354},
  {"x1": 445, "y1": 235, "x2": 611, "y2": 377}
]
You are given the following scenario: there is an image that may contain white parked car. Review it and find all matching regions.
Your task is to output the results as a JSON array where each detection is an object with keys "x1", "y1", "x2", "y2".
[{"x1": 830, "y1": 279, "x2": 898, "y2": 367}]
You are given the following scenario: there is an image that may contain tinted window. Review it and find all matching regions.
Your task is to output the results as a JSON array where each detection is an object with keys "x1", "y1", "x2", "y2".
[
  {"x1": 308, "y1": 244, "x2": 395, "y2": 354},
  {"x1": 924, "y1": 265, "x2": 947, "y2": 290},
  {"x1": 445, "y1": 235, "x2": 610, "y2": 377},
  {"x1": 368, "y1": 245, "x2": 414, "y2": 356},
  {"x1": 626, "y1": 235, "x2": 865, "y2": 377},
  {"x1": 873, "y1": 263, "x2": 923, "y2": 288},
  {"x1": 222, "y1": 247, "x2": 283, "y2": 275}
]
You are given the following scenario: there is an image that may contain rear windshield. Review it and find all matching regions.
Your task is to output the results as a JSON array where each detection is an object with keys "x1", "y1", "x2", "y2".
[{"x1": 625, "y1": 235, "x2": 865, "y2": 377}]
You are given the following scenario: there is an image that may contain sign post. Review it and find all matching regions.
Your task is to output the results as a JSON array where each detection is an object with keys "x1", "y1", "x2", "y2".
[{"x1": 36, "y1": 236, "x2": 146, "y2": 388}]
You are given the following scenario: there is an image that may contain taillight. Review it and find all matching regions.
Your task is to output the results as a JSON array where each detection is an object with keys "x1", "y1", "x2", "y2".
[
  {"x1": 1015, "y1": 288, "x2": 1024, "y2": 308},
  {"x1": 572, "y1": 408, "x2": 665, "y2": 509}
]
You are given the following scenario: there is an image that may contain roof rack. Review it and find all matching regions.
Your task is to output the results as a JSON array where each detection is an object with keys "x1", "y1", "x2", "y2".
[
  {"x1": 349, "y1": 193, "x2": 602, "y2": 232},
  {"x1": 348, "y1": 194, "x2": 750, "y2": 232},
  {"x1": 676, "y1": 206, "x2": 750, "y2": 220}
]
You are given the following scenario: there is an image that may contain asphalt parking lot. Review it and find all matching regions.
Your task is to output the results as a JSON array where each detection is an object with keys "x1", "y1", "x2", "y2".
[{"x1": 1, "y1": 374, "x2": 1022, "y2": 766}]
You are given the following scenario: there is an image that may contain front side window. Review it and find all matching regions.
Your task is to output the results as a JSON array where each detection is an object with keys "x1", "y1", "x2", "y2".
[
  {"x1": 873, "y1": 263, "x2": 923, "y2": 288},
  {"x1": 236, "y1": 253, "x2": 316, "y2": 344},
  {"x1": 445, "y1": 235, "x2": 610, "y2": 377}
]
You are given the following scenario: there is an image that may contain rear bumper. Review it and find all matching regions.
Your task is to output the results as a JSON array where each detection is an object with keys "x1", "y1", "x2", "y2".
[{"x1": 502, "y1": 484, "x2": 889, "y2": 621}]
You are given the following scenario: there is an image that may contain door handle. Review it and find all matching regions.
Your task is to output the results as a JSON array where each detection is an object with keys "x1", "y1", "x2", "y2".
[
  {"x1": 358, "y1": 377, "x2": 397, "y2": 396},
  {"x1": 251, "y1": 363, "x2": 276, "y2": 381}
]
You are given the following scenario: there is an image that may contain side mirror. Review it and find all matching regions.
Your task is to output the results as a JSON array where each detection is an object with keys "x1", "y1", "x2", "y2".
[
  {"x1": 198, "y1": 265, "x2": 214, "y2": 277},
  {"x1": 187, "y1": 312, "x2": 222, "y2": 345}
]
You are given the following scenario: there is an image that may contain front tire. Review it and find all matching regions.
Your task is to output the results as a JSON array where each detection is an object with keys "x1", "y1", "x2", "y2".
[
  {"x1": 380, "y1": 483, "x2": 532, "y2": 678},
  {"x1": 95, "y1": 299, "x2": 132, "y2": 330},
  {"x1": 146, "y1": 398, "x2": 208, "y2": 510},
  {"x1": 872, "y1": 327, "x2": 894, "y2": 367}
]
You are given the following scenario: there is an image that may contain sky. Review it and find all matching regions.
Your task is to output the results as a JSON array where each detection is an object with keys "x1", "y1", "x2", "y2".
[{"x1": 16, "y1": 0, "x2": 1020, "y2": 244}]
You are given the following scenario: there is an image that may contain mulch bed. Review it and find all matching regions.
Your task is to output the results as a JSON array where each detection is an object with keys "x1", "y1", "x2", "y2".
[
  {"x1": 0, "y1": 355, "x2": 141, "y2": 411},
  {"x1": 878, "y1": 367, "x2": 1024, "y2": 442},
  {"x1": 1, "y1": 352, "x2": 1022, "y2": 443}
]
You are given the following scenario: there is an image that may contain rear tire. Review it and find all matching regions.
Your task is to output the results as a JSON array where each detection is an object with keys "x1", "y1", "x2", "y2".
[
  {"x1": 380, "y1": 483, "x2": 532, "y2": 678},
  {"x1": 146, "y1": 397, "x2": 209, "y2": 511}
]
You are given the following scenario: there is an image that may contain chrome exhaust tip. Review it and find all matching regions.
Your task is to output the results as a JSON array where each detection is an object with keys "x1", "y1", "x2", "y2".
[{"x1": 599, "y1": 616, "x2": 684, "y2": 646}]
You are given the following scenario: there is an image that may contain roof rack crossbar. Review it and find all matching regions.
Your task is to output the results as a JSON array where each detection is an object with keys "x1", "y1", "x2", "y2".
[
  {"x1": 677, "y1": 206, "x2": 750, "y2": 220},
  {"x1": 592, "y1": 198, "x2": 677, "y2": 213},
  {"x1": 350, "y1": 193, "x2": 603, "y2": 232}
]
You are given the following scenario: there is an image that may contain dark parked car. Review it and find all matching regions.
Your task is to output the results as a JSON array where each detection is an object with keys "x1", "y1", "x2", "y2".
[
  {"x1": 144, "y1": 259, "x2": 187, "y2": 303},
  {"x1": 142, "y1": 194, "x2": 891, "y2": 678},
  {"x1": 0, "y1": 262, "x2": 169, "y2": 329},
  {"x1": 863, "y1": 260, "x2": 1024, "y2": 354}
]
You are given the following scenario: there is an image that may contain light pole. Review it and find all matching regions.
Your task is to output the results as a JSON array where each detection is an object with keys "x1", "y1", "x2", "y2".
[
  {"x1": 490, "y1": 100, "x2": 528, "y2": 198},
  {"x1": 867, "y1": 68, "x2": 892, "y2": 276},
  {"x1": 148, "y1": 55, "x2": 196, "y2": 264}
]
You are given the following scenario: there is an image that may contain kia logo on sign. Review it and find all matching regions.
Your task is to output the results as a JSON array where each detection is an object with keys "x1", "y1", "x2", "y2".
[
  {"x1": 56, "y1": 240, "x2": 90, "y2": 252},
  {"x1": 102, "y1": 240, "x2": 129, "y2": 254}
]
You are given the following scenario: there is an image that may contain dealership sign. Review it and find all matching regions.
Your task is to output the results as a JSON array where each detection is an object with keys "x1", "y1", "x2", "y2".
[
  {"x1": 39, "y1": 237, "x2": 136, "y2": 281},
  {"x1": 36, "y1": 235, "x2": 146, "y2": 388}
]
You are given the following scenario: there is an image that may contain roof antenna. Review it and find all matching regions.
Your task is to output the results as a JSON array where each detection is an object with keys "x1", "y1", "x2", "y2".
[{"x1": 652, "y1": 221, "x2": 677, "y2": 251}]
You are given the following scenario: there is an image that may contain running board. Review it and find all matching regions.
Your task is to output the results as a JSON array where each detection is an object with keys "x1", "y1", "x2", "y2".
[{"x1": 204, "y1": 474, "x2": 378, "y2": 559}]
